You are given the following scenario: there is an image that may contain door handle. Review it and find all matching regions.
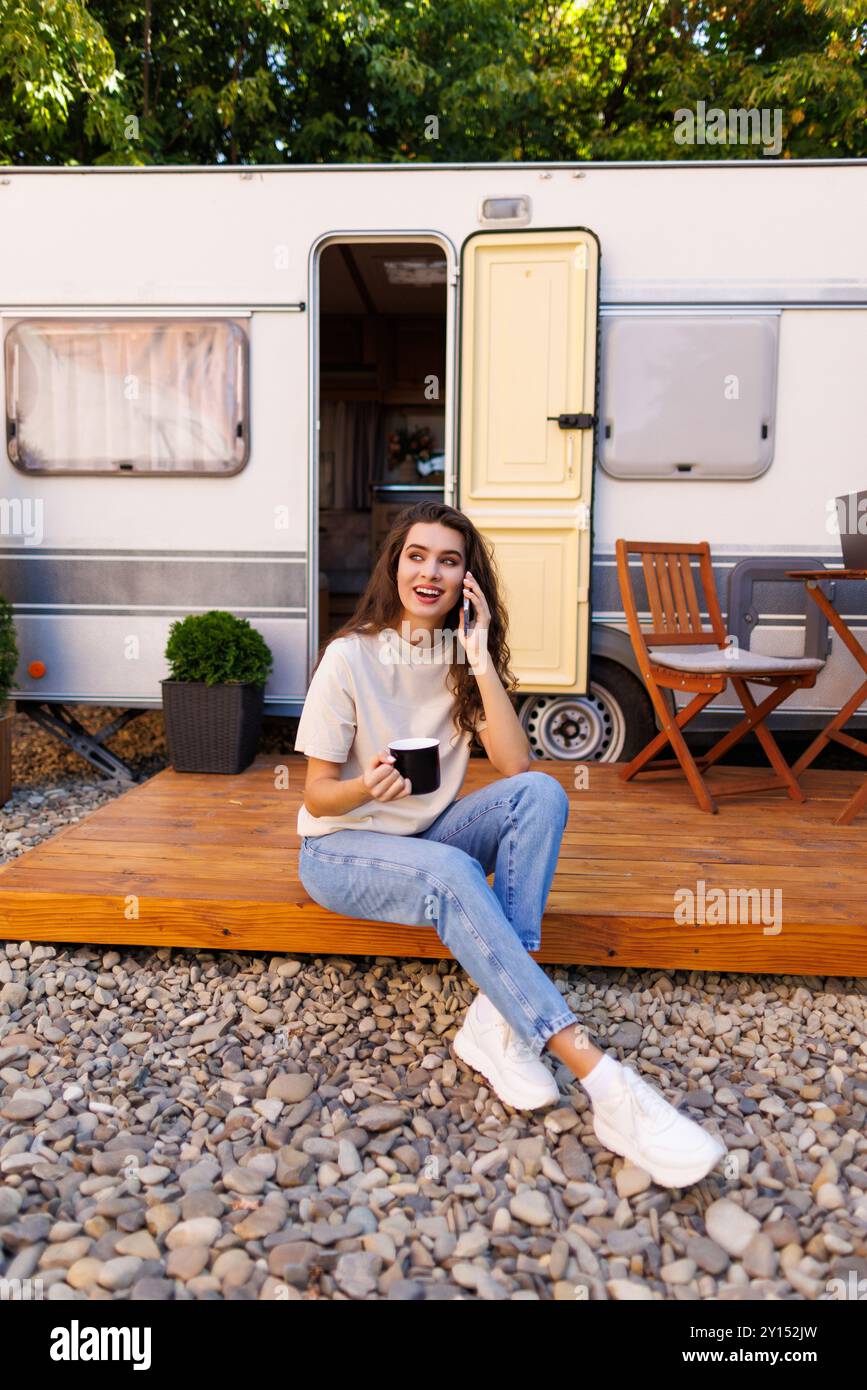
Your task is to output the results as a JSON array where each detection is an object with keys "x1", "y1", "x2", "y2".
[
  {"x1": 547, "y1": 413, "x2": 594, "y2": 480},
  {"x1": 546, "y1": 413, "x2": 596, "y2": 429}
]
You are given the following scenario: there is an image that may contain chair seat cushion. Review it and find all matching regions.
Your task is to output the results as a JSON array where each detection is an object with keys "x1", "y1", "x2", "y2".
[{"x1": 648, "y1": 645, "x2": 825, "y2": 675}]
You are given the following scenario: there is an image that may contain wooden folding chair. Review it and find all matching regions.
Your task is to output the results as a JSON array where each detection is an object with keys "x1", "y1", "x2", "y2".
[{"x1": 615, "y1": 540, "x2": 826, "y2": 813}]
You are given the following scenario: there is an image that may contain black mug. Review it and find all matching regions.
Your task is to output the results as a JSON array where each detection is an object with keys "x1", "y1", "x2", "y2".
[{"x1": 388, "y1": 738, "x2": 441, "y2": 795}]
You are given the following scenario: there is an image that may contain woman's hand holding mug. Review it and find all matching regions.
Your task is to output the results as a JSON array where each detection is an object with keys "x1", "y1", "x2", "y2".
[{"x1": 362, "y1": 749, "x2": 412, "y2": 801}]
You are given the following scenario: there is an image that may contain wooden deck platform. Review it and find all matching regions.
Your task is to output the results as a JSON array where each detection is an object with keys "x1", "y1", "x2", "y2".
[{"x1": 1, "y1": 756, "x2": 867, "y2": 975}]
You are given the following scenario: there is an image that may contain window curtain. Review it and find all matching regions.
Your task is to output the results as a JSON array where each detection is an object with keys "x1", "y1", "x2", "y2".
[
  {"x1": 319, "y1": 400, "x2": 386, "y2": 510},
  {"x1": 7, "y1": 319, "x2": 244, "y2": 472}
]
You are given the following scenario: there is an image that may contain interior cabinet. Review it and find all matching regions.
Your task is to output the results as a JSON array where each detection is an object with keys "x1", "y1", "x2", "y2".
[
  {"x1": 370, "y1": 485, "x2": 445, "y2": 559},
  {"x1": 320, "y1": 314, "x2": 445, "y2": 404},
  {"x1": 319, "y1": 314, "x2": 378, "y2": 399},
  {"x1": 383, "y1": 318, "x2": 446, "y2": 404}
]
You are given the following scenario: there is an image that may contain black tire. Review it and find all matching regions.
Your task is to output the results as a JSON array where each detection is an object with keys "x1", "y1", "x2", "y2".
[
  {"x1": 589, "y1": 657, "x2": 657, "y2": 761},
  {"x1": 517, "y1": 657, "x2": 656, "y2": 763}
]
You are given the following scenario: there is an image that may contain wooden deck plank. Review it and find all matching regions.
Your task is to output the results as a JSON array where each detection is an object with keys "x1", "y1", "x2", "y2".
[
  {"x1": 18, "y1": 839, "x2": 861, "y2": 895},
  {"x1": 1, "y1": 756, "x2": 867, "y2": 972}
]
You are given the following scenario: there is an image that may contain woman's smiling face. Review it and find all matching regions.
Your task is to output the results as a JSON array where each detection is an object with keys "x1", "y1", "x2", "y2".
[{"x1": 396, "y1": 521, "x2": 466, "y2": 632}]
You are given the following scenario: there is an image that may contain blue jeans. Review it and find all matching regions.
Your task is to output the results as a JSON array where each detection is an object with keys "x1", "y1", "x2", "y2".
[{"x1": 298, "y1": 771, "x2": 578, "y2": 1058}]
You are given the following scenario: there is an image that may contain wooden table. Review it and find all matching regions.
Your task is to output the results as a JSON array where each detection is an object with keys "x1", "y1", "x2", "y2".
[{"x1": 786, "y1": 569, "x2": 867, "y2": 824}]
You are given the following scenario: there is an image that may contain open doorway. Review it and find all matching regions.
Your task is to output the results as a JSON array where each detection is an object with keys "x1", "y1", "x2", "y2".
[{"x1": 316, "y1": 240, "x2": 448, "y2": 640}]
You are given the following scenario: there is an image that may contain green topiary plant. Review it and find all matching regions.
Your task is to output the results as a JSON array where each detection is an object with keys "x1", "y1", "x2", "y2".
[
  {"x1": 164, "y1": 610, "x2": 273, "y2": 687},
  {"x1": 0, "y1": 595, "x2": 19, "y2": 712}
]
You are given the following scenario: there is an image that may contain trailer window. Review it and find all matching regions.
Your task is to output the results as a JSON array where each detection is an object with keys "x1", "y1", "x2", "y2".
[
  {"x1": 5, "y1": 318, "x2": 248, "y2": 474},
  {"x1": 598, "y1": 313, "x2": 779, "y2": 480}
]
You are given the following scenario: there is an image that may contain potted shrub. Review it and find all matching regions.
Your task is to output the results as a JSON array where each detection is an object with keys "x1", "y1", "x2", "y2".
[
  {"x1": 0, "y1": 595, "x2": 18, "y2": 806},
  {"x1": 161, "y1": 610, "x2": 274, "y2": 774}
]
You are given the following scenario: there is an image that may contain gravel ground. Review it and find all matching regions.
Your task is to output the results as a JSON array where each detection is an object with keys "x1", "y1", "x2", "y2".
[{"x1": 1, "y1": 706, "x2": 866, "y2": 1301}]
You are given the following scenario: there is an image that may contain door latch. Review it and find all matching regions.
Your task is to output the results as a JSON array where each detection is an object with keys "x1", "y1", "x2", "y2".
[{"x1": 547, "y1": 413, "x2": 596, "y2": 429}]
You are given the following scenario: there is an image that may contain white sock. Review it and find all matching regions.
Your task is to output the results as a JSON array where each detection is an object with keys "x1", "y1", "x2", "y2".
[
  {"x1": 475, "y1": 992, "x2": 501, "y2": 1023},
  {"x1": 579, "y1": 1052, "x2": 621, "y2": 1103}
]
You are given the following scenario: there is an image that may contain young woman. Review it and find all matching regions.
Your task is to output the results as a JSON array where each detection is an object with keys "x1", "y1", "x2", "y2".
[{"x1": 295, "y1": 500, "x2": 725, "y2": 1189}]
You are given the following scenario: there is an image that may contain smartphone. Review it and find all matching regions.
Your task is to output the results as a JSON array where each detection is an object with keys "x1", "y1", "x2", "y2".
[{"x1": 463, "y1": 595, "x2": 470, "y2": 635}]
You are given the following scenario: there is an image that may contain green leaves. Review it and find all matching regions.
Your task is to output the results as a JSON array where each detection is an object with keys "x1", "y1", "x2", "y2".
[
  {"x1": 164, "y1": 611, "x2": 274, "y2": 687},
  {"x1": 0, "y1": 0, "x2": 123, "y2": 158},
  {"x1": 0, "y1": 594, "x2": 19, "y2": 707},
  {"x1": 0, "y1": 0, "x2": 864, "y2": 163}
]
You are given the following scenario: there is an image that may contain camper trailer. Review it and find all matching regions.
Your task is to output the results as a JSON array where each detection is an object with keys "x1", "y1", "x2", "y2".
[{"x1": 0, "y1": 158, "x2": 865, "y2": 776}]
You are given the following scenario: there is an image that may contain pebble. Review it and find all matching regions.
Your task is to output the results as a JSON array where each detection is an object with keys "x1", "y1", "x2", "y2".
[
  {"x1": 334, "y1": 1252, "x2": 381, "y2": 1298},
  {"x1": 661, "y1": 1258, "x2": 696, "y2": 1285},
  {"x1": 253, "y1": 1099, "x2": 284, "y2": 1124},
  {"x1": 266, "y1": 1073, "x2": 315, "y2": 1104},
  {"x1": 509, "y1": 1190, "x2": 554, "y2": 1227},
  {"x1": 742, "y1": 1234, "x2": 777, "y2": 1278},
  {"x1": 686, "y1": 1236, "x2": 729, "y2": 1275},
  {"x1": 609, "y1": 1021, "x2": 643, "y2": 1050},
  {"x1": 0, "y1": 982, "x2": 28, "y2": 1009},
  {"x1": 97, "y1": 1256, "x2": 143, "y2": 1290},
  {"x1": 223, "y1": 1166, "x2": 265, "y2": 1195},
  {"x1": 114, "y1": 1230, "x2": 162, "y2": 1260},
  {"x1": 66, "y1": 1258, "x2": 103, "y2": 1290},
  {"x1": 2, "y1": 706, "x2": 867, "y2": 1301},
  {"x1": 166, "y1": 1246, "x2": 210, "y2": 1280},
  {"x1": 356, "y1": 1104, "x2": 409, "y2": 1132},
  {"x1": 337, "y1": 1139, "x2": 362, "y2": 1176},
  {"x1": 454, "y1": 1228, "x2": 490, "y2": 1259},
  {"x1": 607, "y1": 1228, "x2": 647, "y2": 1257},
  {"x1": 164, "y1": 1218, "x2": 222, "y2": 1250},
  {"x1": 1, "y1": 1096, "x2": 46, "y2": 1121},
  {"x1": 136, "y1": 1165, "x2": 172, "y2": 1185},
  {"x1": 705, "y1": 1199, "x2": 762, "y2": 1257},
  {"x1": 608, "y1": 1279, "x2": 655, "y2": 1300},
  {"x1": 816, "y1": 1182, "x2": 845, "y2": 1210},
  {"x1": 615, "y1": 1164, "x2": 652, "y2": 1198}
]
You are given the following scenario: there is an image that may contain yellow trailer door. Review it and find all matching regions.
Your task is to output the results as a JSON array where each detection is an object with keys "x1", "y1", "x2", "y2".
[{"x1": 457, "y1": 228, "x2": 600, "y2": 691}]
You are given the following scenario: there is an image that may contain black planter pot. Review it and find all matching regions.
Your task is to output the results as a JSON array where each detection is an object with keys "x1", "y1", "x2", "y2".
[
  {"x1": 160, "y1": 680, "x2": 265, "y2": 773},
  {"x1": 0, "y1": 701, "x2": 13, "y2": 808}
]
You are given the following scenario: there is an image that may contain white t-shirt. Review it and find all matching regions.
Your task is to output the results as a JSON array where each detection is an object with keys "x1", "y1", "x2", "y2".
[{"x1": 295, "y1": 628, "x2": 486, "y2": 838}]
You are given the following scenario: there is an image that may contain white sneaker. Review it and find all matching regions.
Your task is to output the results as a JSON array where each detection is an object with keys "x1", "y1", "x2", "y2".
[
  {"x1": 452, "y1": 994, "x2": 560, "y2": 1110},
  {"x1": 591, "y1": 1063, "x2": 727, "y2": 1189}
]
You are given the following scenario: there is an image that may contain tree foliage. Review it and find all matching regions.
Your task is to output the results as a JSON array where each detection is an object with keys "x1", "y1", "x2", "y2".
[{"x1": 0, "y1": 0, "x2": 864, "y2": 163}]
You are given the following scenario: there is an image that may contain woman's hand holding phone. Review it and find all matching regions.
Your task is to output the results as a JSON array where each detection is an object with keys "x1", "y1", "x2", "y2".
[
  {"x1": 455, "y1": 570, "x2": 491, "y2": 673},
  {"x1": 362, "y1": 750, "x2": 413, "y2": 801}
]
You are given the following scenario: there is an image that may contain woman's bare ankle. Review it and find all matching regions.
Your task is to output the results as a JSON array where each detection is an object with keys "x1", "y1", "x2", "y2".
[{"x1": 544, "y1": 1024, "x2": 605, "y2": 1080}]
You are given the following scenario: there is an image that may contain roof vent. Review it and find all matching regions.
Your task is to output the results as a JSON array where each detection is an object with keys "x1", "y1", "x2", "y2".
[{"x1": 381, "y1": 258, "x2": 446, "y2": 286}]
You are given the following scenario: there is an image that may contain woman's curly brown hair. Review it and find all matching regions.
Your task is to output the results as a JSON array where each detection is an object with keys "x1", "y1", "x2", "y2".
[{"x1": 313, "y1": 500, "x2": 518, "y2": 745}]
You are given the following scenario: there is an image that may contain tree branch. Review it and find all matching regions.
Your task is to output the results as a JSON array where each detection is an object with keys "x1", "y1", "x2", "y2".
[{"x1": 143, "y1": 0, "x2": 152, "y2": 119}]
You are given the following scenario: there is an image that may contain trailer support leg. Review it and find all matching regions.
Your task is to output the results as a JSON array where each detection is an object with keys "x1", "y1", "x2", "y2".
[{"x1": 19, "y1": 704, "x2": 145, "y2": 782}]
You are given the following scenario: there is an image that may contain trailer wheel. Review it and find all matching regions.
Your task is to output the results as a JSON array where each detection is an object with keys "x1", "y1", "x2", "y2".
[{"x1": 517, "y1": 659, "x2": 656, "y2": 763}]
